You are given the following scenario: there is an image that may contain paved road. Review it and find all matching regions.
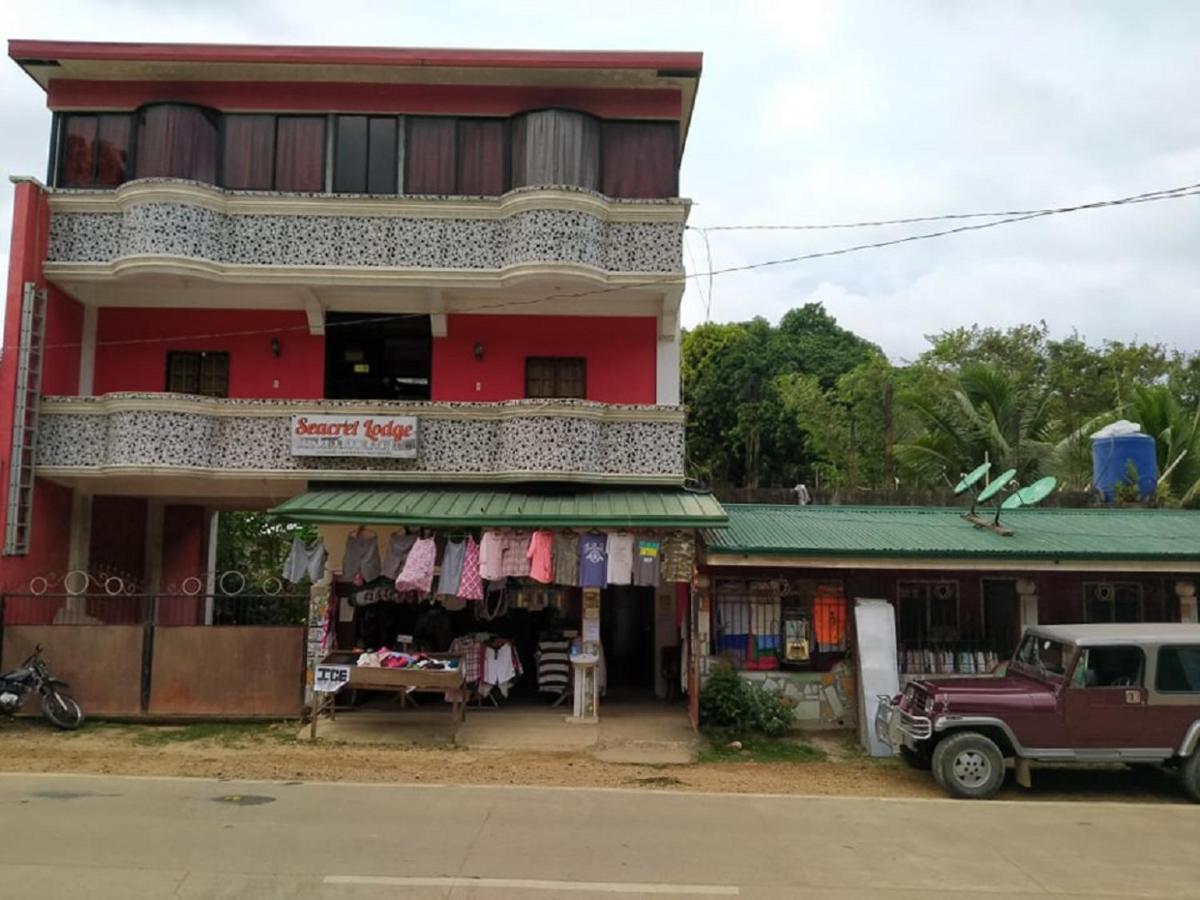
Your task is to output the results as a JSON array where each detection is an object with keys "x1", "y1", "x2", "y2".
[{"x1": 1, "y1": 773, "x2": 1197, "y2": 899}]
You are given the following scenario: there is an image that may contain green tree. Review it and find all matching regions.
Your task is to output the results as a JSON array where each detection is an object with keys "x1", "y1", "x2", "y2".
[
  {"x1": 1127, "y1": 385, "x2": 1200, "y2": 505},
  {"x1": 895, "y1": 363, "x2": 1058, "y2": 486}
]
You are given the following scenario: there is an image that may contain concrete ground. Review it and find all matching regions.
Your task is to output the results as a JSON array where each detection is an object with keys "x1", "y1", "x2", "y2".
[
  {"x1": 303, "y1": 700, "x2": 698, "y2": 764},
  {"x1": 1, "y1": 772, "x2": 1198, "y2": 899}
]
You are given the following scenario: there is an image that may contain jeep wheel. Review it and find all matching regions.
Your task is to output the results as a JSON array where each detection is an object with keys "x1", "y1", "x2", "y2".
[
  {"x1": 900, "y1": 745, "x2": 932, "y2": 771},
  {"x1": 1183, "y1": 752, "x2": 1200, "y2": 803},
  {"x1": 931, "y1": 732, "x2": 1005, "y2": 800}
]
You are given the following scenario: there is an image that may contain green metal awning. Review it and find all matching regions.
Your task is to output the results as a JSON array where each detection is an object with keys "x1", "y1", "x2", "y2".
[
  {"x1": 703, "y1": 504, "x2": 1200, "y2": 569},
  {"x1": 273, "y1": 487, "x2": 728, "y2": 529}
]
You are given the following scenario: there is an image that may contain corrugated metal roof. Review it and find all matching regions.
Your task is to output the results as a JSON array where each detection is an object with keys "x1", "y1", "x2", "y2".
[
  {"x1": 704, "y1": 505, "x2": 1200, "y2": 562},
  {"x1": 273, "y1": 488, "x2": 728, "y2": 528}
]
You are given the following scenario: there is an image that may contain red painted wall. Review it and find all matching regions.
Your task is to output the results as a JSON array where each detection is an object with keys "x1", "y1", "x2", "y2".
[
  {"x1": 89, "y1": 496, "x2": 147, "y2": 584},
  {"x1": 0, "y1": 480, "x2": 74, "y2": 626},
  {"x1": 0, "y1": 184, "x2": 83, "y2": 597},
  {"x1": 48, "y1": 80, "x2": 683, "y2": 121},
  {"x1": 92, "y1": 309, "x2": 323, "y2": 399},
  {"x1": 431, "y1": 314, "x2": 657, "y2": 403},
  {"x1": 158, "y1": 504, "x2": 207, "y2": 626},
  {"x1": 41, "y1": 286, "x2": 83, "y2": 395}
]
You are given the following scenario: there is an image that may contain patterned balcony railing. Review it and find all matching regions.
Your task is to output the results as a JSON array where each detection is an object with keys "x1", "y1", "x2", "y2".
[
  {"x1": 35, "y1": 394, "x2": 686, "y2": 484},
  {"x1": 45, "y1": 180, "x2": 687, "y2": 276}
]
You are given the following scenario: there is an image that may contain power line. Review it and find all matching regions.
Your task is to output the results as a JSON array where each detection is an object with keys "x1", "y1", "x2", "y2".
[
  {"x1": 39, "y1": 179, "x2": 1200, "y2": 352},
  {"x1": 690, "y1": 181, "x2": 1200, "y2": 232}
]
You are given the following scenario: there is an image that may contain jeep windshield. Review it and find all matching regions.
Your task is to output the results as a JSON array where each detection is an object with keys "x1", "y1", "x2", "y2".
[{"x1": 1011, "y1": 633, "x2": 1070, "y2": 684}]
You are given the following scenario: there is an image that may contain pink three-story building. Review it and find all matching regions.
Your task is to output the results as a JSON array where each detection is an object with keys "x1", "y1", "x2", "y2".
[{"x1": 0, "y1": 40, "x2": 723, "y2": 719}]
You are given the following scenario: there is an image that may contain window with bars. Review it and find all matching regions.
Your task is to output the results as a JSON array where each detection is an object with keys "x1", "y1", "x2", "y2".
[
  {"x1": 525, "y1": 357, "x2": 586, "y2": 399},
  {"x1": 897, "y1": 580, "x2": 961, "y2": 645},
  {"x1": 1083, "y1": 582, "x2": 1144, "y2": 623},
  {"x1": 166, "y1": 351, "x2": 230, "y2": 398}
]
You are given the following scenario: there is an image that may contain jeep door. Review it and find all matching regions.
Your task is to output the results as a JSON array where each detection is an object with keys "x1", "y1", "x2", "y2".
[
  {"x1": 1062, "y1": 645, "x2": 1148, "y2": 747},
  {"x1": 1144, "y1": 644, "x2": 1200, "y2": 750}
]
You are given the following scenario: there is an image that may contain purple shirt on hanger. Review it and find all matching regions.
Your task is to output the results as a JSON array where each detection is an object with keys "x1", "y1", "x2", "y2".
[{"x1": 578, "y1": 532, "x2": 608, "y2": 588}]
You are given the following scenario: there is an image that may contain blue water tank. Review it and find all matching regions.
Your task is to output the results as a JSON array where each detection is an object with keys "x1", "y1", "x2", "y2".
[{"x1": 1091, "y1": 433, "x2": 1158, "y2": 501}]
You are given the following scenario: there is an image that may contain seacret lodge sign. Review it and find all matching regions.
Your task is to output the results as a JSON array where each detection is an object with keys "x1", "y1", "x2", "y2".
[{"x1": 290, "y1": 415, "x2": 418, "y2": 458}]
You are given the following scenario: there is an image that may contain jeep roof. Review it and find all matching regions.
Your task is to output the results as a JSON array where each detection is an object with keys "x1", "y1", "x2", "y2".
[{"x1": 1026, "y1": 623, "x2": 1200, "y2": 647}]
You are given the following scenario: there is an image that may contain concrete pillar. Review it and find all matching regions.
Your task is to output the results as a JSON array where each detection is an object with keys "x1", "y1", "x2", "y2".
[
  {"x1": 204, "y1": 509, "x2": 219, "y2": 625},
  {"x1": 656, "y1": 330, "x2": 680, "y2": 405},
  {"x1": 77, "y1": 305, "x2": 97, "y2": 396},
  {"x1": 1016, "y1": 577, "x2": 1039, "y2": 629},
  {"x1": 1177, "y1": 580, "x2": 1197, "y2": 624}
]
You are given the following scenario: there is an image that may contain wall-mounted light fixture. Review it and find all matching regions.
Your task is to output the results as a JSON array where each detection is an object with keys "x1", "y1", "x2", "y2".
[
  {"x1": 473, "y1": 341, "x2": 485, "y2": 361},
  {"x1": 271, "y1": 337, "x2": 282, "y2": 358}
]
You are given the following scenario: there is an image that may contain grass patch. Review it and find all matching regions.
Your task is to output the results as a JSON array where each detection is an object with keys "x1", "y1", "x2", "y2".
[
  {"x1": 698, "y1": 734, "x2": 827, "y2": 764},
  {"x1": 131, "y1": 722, "x2": 275, "y2": 748}
]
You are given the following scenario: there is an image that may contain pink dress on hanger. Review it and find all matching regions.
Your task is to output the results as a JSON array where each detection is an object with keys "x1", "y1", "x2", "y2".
[
  {"x1": 394, "y1": 537, "x2": 436, "y2": 595},
  {"x1": 456, "y1": 536, "x2": 484, "y2": 601}
]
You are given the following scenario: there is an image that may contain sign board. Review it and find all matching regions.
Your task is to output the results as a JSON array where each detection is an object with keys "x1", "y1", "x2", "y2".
[
  {"x1": 313, "y1": 664, "x2": 352, "y2": 693},
  {"x1": 581, "y1": 588, "x2": 601, "y2": 644},
  {"x1": 290, "y1": 415, "x2": 417, "y2": 458}
]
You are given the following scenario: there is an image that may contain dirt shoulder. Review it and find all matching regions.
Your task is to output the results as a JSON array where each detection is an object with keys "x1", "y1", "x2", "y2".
[{"x1": 0, "y1": 721, "x2": 1186, "y2": 803}]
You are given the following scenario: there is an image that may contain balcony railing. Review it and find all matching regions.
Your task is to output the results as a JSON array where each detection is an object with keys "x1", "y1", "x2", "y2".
[
  {"x1": 35, "y1": 393, "x2": 686, "y2": 484},
  {"x1": 45, "y1": 179, "x2": 688, "y2": 277}
]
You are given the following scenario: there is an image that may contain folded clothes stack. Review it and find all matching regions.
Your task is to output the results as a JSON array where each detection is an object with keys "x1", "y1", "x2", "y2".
[{"x1": 355, "y1": 648, "x2": 459, "y2": 670}]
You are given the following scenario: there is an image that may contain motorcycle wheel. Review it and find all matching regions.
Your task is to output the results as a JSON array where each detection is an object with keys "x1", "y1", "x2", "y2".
[{"x1": 42, "y1": 690, "x2": 85, "y2": 730}]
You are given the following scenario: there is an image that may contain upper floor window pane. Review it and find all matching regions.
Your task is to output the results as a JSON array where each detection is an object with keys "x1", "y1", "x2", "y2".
[
  {"x1": 275, "y1": 117, "x2": 326, "y2": 192},
  {"x1": 526, "y1": 357, "x2": 586, "y2": 399},
  {"x1": 135, "y1": 104, "x2": 219, "y2": 183},
  {"x1": 166, "y1": 351, "x2": 229, "y2": 398},
  {"x1": 334, "y1": 115, "x2": 398, "y2": 194},
  {"x1": 406, "y1": 117, "x2": 456, "y2": 194},
  {"x1": 511, "y1": 110, "x2": 599, "y2": 191},
  {"x1": 61, "y1": 114, "x2": 132, "y2": 187},
  {"x1": 457, "y1": 118, "x2": 507, "y2": 195},
  {"x1": 222, "y1": 115, "x2": 275, "y2": 190},
  {"x1": 601, "y1": 121, "x2": 678, "y2": 198}
]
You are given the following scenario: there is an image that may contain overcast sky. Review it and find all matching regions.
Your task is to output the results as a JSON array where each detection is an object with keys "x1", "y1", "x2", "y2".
[{"x1": 3, "y1": 1, "x2": 1199, "y2": 361}]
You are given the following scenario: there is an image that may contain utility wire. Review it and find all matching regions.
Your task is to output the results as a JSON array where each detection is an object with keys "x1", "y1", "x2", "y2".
[
  {"x1": 40, "y1": 180, "x2": 1200, "y2": 352},
  {"x1": 690, "y1": 181, "x2": 1200, "y2": 232}
]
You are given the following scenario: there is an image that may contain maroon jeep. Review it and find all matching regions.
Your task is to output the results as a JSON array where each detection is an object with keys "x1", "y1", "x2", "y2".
[{"x1": 876, "y1": 624, "x2": 1200, "y2": 800}]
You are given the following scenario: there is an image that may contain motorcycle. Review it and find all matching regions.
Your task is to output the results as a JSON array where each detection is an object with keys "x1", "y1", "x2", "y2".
[{"x1": 0, "y1": 645, "x2": 85, "y2": 730}]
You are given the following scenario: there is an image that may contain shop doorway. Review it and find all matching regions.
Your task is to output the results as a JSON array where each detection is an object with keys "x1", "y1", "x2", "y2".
[
  {"x1": 601, "y1": 586, "x2": 656, "y2": 692},
  {"x1": 982, "y1": 578, "x2": 1020, "y2": 655},
  {"x1": 324, "y1": 312, "x2": 431, "y2": 400}
]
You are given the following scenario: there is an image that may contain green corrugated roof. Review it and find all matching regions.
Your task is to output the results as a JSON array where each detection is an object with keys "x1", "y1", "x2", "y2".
[
  {"x1": 273, "y1": 487, "x2": 728, "y2": 528},
  {"x1": 704, "y1": 505, "x2": 1200, "y2": 563}
]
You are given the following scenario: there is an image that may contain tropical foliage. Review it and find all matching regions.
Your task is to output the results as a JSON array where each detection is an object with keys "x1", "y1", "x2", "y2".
[{"x1": 682, "y1": 309, "x2": 1200, "y2": 505}]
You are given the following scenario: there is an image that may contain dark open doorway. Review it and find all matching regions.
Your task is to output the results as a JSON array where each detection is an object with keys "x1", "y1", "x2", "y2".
[
  {"x1": 601, "y1": 586, "x2": 656, "y2": 692},
  {"x1": 982, "y1": 578, "x2": 1020, "y2": 655},
  {"x1": 324, "y1": 312, "x2": 431, "y2": 400}
]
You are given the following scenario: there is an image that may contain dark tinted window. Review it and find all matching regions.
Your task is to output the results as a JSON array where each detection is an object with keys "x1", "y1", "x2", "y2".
[
  {"x1": 367, "y1": 118, "x2": 398, "y2": 194},
  {"x1": 334, "y1": 116, "x2": 368, "y2": 193},
  {"x1": 526, "y1": 357, "x2": 586, "y2": 399},
  {"x1": 135, "y1": 105, "x2": 219, "y2": 183},
  {"x1": 60, "y1": 114, "x2": 132, "y2": 187},
  {"x1": 275, "y1": 117, "x2": 326, "y2": 192},
  {"x1": 601, "y1": 121, "x2": 678, "y2": 198},
  {"x1": 166, "y1": 351, "x2": 230, "y2": 398},
  {"x1": 222, "y1": 115, "x2": 275, "y2": 190},
  {"x1": 1156, "y1": 646, "x2": 1200, "y2": 692}
]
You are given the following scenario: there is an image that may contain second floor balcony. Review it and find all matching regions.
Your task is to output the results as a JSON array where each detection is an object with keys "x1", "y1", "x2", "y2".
[
  {"x1": 45, "y1": 179, "x2": 688, "y2": 286},
  {"x1": 35, "y1": 393, "x2": 686, "y2": 487}
]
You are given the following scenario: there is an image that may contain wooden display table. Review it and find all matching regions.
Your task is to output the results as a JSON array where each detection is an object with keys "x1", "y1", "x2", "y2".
[{"x1": 310, "y1": 650, "x2": 465, "y2": 739}]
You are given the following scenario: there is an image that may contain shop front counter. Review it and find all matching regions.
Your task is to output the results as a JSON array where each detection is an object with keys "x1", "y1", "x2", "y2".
[{"x1": 310, "y1": 650, "x2": 465, "y2": 738}]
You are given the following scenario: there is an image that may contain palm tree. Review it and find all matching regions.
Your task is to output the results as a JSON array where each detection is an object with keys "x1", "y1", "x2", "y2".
[
  {"x1": 1128, "y1": 385, "x2": 1200, "y2": 504},
  {"x1": 896, "y1": 363, "x2": 1058, "y2": 487}
]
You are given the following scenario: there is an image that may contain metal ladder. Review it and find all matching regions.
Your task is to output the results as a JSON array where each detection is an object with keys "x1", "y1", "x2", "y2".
[{"x1": 3, "y1": 282, "x2": 47, "y2": 555}]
